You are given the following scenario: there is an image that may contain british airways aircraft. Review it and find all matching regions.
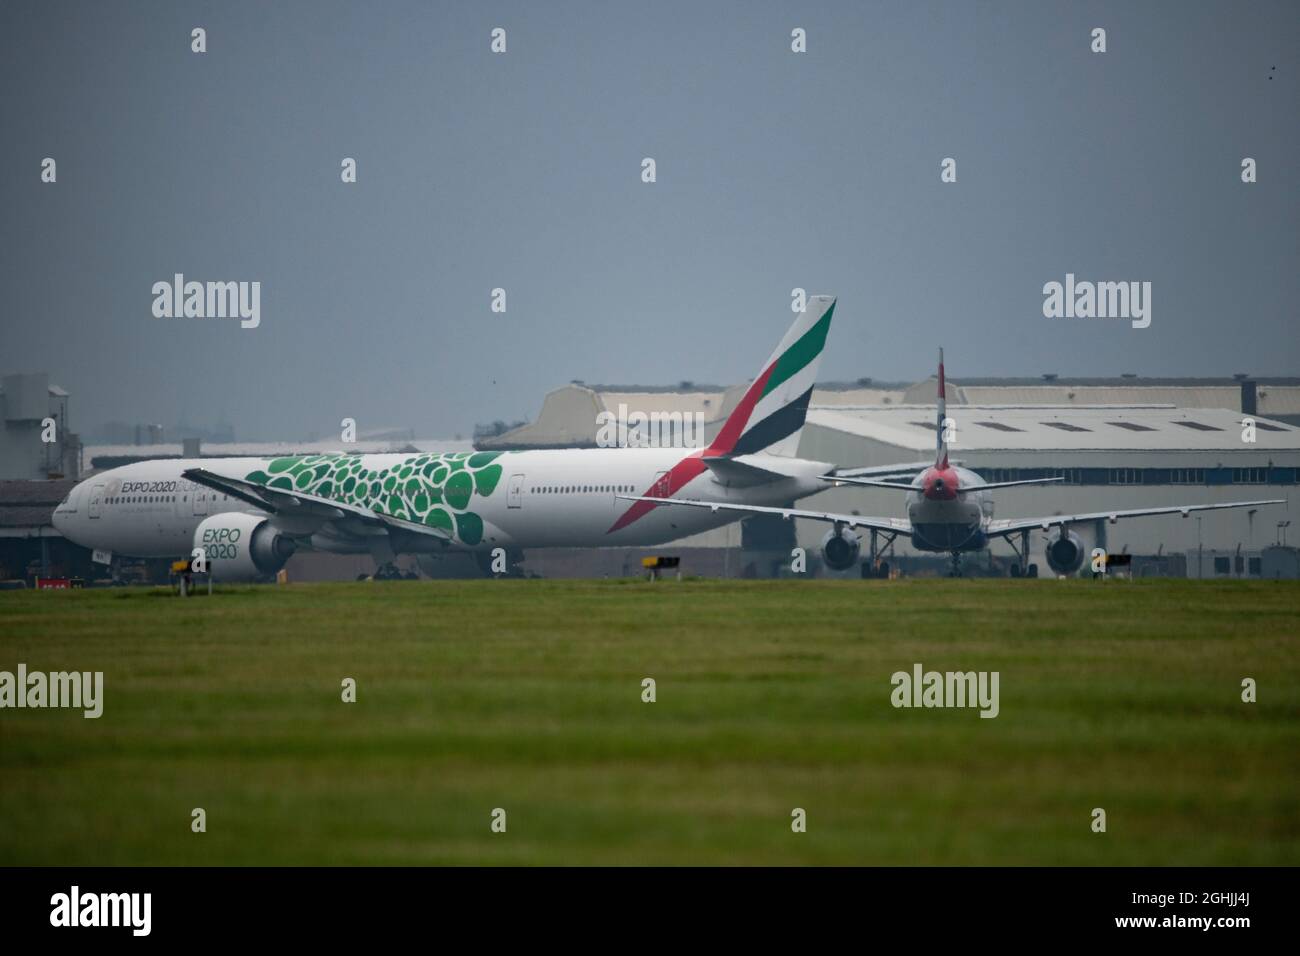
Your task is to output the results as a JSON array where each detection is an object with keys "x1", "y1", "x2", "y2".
[{"x1": 630, "y1": 351, "x2": 1287, "y2": 576}]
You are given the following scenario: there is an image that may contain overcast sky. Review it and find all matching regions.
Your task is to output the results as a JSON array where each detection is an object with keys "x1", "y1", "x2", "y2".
[{"x1": 2, "y1": 1, "x2": 1296, "y2": 440}]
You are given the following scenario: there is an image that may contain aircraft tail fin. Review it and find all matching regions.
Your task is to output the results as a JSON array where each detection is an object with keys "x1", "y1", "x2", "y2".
[
  {"x1": 935, "y1": 347, "x2": 949, "y2": 468},
  {"x1": 707, "y1": 295, "x2": 835, "y2": 458}
]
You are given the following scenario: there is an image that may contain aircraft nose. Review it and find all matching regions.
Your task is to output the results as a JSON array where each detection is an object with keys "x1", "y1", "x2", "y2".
[{"x1": 51, "y1": 486, "x2": 79, "y2": 539}]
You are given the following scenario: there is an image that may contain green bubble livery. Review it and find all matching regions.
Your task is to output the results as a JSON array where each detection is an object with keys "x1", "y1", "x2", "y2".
[{"x1": 244, "y1": 452, "x2": 502, "y2": 546}]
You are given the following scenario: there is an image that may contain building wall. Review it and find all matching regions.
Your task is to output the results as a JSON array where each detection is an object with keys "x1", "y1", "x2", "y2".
[
  {"x1": 0, "y1": 376, "x2": 76, "y2": 481},
  {"x1": 666, "y1": 421, "x2": 1295, "y2": 559}
]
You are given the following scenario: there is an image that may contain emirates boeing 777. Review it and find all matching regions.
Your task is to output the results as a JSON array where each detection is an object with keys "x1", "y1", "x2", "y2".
[{"x1": 52, "y1": 296, "x2": 929, "y2": 579}]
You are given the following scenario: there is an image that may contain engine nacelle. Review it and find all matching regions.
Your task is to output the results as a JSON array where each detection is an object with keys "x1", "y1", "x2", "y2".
[
  {"x1": 1045, "y1": 529, "x2": 1085, "y2": 576},
  {"x1": 193, "y1": 512, "x2": 297, "y2": 582},
  {"x1": 821, "y1": 527, "x2": 862, "y2": 572}
]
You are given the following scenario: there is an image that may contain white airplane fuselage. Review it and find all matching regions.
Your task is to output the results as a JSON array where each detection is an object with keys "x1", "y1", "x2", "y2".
[
  {"x1": 905, "y1": 463, "x2": 990, "y2": 552},
  {"x1": 53, "y1": 447, "x2": 833, "y2": 559}
]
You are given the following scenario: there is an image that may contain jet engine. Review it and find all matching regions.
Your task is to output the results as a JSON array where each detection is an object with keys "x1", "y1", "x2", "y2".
[
  {"x1": 192, "y1": 513, "x2": 297, "y2": 581},
  {"x1": 821, "y1": 526, "x2": 862, "y2": 571},
  {"x1": 1044, "y1": 529, "x2": 1085, "y2": 576}
]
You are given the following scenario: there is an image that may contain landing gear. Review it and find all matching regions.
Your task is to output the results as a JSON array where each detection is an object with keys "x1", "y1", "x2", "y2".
[
  {"x1": 1005, "y1": 529, "x2": 1033, "y2": 578},
  {"x1": 371, "y1": 562, "x2": 416, "y2": 581},
  {"x1": 861, "y1": 560, "x2": 891, "y2": 579},
  {"x1": 948, "y1": 552, "x2": 962, "y2": 577},
  {"x1": 864, "y1": 530, "x2": 898, "y2": 580}
]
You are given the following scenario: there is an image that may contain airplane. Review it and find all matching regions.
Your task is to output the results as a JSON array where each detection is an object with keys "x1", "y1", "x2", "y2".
[
  {"x1": 622, "y1": 349, "x2": 1288, "y2": 577},
  {"x1": 52, "y1": 295, "x2": 932, "y2": 580}
]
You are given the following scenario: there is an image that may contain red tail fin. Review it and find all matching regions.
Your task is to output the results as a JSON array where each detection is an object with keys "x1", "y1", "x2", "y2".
[{"x1": 936, "y1": 348, "x2": 948, "y2": 468}]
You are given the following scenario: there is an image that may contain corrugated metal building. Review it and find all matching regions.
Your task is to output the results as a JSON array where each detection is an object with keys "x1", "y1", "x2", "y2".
[
  {"x1": 795, "y1": 403, "x2": 1296, "y2": 561},
  {"x1": 475, "y1": 374, "x2": 1296, "y2": 565}
]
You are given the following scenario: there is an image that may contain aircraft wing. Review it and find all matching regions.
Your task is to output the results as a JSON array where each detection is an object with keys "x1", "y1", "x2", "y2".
[
  {"x1": 986, "y1": 498, "x2": 1287, "y2": 538},
  {"x1": 822, "y1": 476, "x2": 916, "y2": 490},
  {"x1": 182, "y1": 468, "x2": 454, "y2": 542},
  {"x1": 615, "y1": 494, "x2": 913, "y2": 536}
]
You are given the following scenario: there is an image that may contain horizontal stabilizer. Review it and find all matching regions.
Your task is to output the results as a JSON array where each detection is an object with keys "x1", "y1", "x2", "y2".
[
  {"x1": 976, "y1": 477, "x2": 1066, "y2": 491},
  {"x1": 834, "y1": 460, "x2": 953, "y2": 480},
  {"x1": 702, "y1": 456, "x2": 789, "y2": 487}
]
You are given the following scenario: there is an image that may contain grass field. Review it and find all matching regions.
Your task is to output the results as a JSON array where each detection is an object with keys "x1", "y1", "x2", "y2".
[{"x1": 1, "y1": 578, "x2": 1298, "y2": 865}]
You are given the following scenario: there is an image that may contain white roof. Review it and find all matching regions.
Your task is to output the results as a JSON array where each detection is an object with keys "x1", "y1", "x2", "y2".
[
  {"x1": 807, "y1": 404, "x2": 1300, "y2": 453},
  {"x1": 595, "y1": 389, "x2": 724, "y2": 417},
  {"x1": 84, "y1": 438, "x2": 475, "y2": 461}
]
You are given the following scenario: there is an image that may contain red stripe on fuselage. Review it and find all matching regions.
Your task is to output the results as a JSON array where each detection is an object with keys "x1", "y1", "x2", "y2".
[
  {"x1": 607, "y1": 452, "x2": 709, "y2": 533},
  {"x1": 606, "y1": 361, "x2": 777, "y2": 534}
]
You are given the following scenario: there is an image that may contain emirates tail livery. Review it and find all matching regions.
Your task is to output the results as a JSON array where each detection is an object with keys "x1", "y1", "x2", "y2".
[
  {"x1": 53, "y1": 296, "x2": 923, "y2": 579},
  {"x1": 630, "y1": 349, "x2": 1287, "y2": 576}
]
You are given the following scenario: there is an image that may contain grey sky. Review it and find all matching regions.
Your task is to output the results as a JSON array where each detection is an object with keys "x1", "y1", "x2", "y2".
[{"x1": 2, "y1": 0, "x2": 1296, "y2": 440}]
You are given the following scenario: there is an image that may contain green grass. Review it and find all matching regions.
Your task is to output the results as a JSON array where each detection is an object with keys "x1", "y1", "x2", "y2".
[{"x1": 1, "y1": 578, "x2": 1297, "y2": 865}]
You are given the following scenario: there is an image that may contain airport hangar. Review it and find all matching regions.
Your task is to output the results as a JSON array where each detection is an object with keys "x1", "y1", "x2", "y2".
[
  {"x1": 3, "y1": 371, "x2": 1298, "y2": 581},
  {"x1": 479, "y1": 376, "x2": 1300, "y2": 576}
]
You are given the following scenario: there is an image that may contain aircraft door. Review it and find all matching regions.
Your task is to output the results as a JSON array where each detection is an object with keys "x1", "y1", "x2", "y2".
[
  {"x1": 508, "y1": 473, "x2": 524, "y2": 509},
  {"x1": 651, "y1": 471, "x2": 671, "y2": 498},
  {"x1": 88, "y1": 483, "x2": 104, "y2": 519},
  {"x1": 193, "y1": 485, "x2": 209, "y2": 517}
]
